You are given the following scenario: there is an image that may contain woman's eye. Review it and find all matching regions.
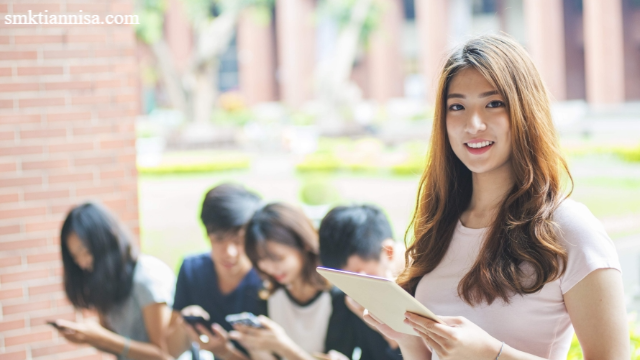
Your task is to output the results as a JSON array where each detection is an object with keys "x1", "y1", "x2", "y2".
[
  {"x1": 487, "y1": 100, "x2": 505, "y2": 108},
  {"x1": 449, "y1": 104, "x2": 464, "y2": 111}
]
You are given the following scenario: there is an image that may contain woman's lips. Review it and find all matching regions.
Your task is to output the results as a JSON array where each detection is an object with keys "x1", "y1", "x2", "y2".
[{"x1": 465, "y1": 142, "x2": 494, "y2": 155}]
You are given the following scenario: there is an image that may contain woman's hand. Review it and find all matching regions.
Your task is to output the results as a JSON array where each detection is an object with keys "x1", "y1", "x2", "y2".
[
  {"x1": 53, "y1": 319, "x2": 110, "y2": 345},
  {"x1": 229, "y1": 315, "x2": 294, "y2": 354},
  {"x1": 346, "y1": 297, "x2": 398, "y2": 349},
  {"x1": 404, "y1": 312, "x2": 502, "y2": 360}
]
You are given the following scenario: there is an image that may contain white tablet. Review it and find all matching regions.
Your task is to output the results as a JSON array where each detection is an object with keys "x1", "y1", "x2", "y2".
[{"x1": 317, "y1": 266, "x2": 442, "y2": 336}]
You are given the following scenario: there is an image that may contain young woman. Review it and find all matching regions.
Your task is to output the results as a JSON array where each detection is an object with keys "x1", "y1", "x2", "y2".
[
  {"x1": 229, "y1": 203, "x2": 372, "y2": 360},
  {"x1": 55, "y1": 203, "x2": 179, "y2": 360},
  {"x1": 364, "y1": 35, "x2": 629, "y2": 360}
]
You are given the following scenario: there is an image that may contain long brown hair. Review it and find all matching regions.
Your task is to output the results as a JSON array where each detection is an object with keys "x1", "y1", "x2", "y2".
[
  {"x1": 245, "y1": 203, "x2": 328, "y2": 295},
  {"x1": 397, "y1": 35, "x2": 573, "y2": 305}
]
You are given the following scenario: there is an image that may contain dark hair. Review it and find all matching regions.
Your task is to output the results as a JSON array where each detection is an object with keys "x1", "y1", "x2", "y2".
[
  {"x1": 319, "y1": 204, "x2": 393, "y2": 269},
  {"x1": 60, "y1": 203, "x2": 137, "y2": 314},
  {"x1": 245, "y1": 203, "x2": 328, "y2": 294},
  {"x1": 200, "y1": 183, "x2": 262, "y2": 235}
]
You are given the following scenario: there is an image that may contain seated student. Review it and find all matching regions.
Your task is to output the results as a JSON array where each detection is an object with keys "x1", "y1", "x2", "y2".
[
  {"x1": 318, "y1": 204, "x2": 404, "y2": 360},
  {"x1": 230, "y1": 203, "x2": 381, "y2": 360},
  {"x1": 54, "y1": 203, "x2": 178, "y2": 360},
  {"x1": 319, "y1": 204, "x2": 405, "y2": 279},
  {"x1": 169, "y1": 184, "x2": 264, "y2": 360}
]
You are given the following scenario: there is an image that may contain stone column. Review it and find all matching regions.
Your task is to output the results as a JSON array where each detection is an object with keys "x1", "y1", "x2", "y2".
[
  {"x1": 415, "y1": 0, "x2": 449, "y2": 104},
  {"x1": 275, "y1": 0, "x2": 316, "y2": 107},
  {"x1": 237, "y1": 10, "x2": 277, "y2": 105},
  {"x1": 367, "y1": 0, "x2": 404, "y2": 103},
  {"x1": 583, "y1": 0, "x2": 625, "y2": 105},
  {"x1": 523, "y1": 0, "x2": 567, "y2": 101}
]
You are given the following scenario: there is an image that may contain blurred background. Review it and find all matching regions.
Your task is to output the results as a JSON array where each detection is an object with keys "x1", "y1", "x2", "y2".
[{"x1": 1, "y1": 0, "x2": 640, "y2": 359}]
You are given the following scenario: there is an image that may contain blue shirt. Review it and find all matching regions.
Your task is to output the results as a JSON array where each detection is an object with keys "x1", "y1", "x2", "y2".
[{"x1": 173, "y1": 252, "x2": 263, "y2": 333}]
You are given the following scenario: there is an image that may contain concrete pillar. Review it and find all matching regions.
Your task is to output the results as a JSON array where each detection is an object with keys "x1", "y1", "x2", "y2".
[
  {"x1": 367, "y1": 0, "x2": 404, "y2": 103},
  {"x1": 415, "y1": 0, "x2": 449, "y2": 104},
  {"x1": 523, "y1": 0, "x2": 567, "y2": 101},
  {"x1": 164, "y1": 0, "x2": 193, "y2": 72},
  {"x1": 237, "y1": 10, "x2": 277, "y2": 105},
  {"x1": 583, "y1": 0, "x2": 625, "y2": 105},
  {"x1": 276, "y1": 0, "x2": 316, "y2": 107}
]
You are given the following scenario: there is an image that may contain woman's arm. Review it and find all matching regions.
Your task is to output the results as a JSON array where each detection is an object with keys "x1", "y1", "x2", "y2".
[
  {"x1": 564, "y1": 268, "x2": 629, "y2": 360},
  {"x1": 56, "y1": 304, "x2": 174, "y2": 360},
  {"x1": 166, "y1": 311, "x2": 191, "y2": 358}
]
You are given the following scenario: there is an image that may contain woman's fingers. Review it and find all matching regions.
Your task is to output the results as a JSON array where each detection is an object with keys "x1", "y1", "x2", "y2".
[
  {"x1": 210, "y1": 323, "x2": 229, "y2": 339},
  {"x1": 413, "y1": 327, "x2": 445, "y2": 356},
  {"x1": 405, "y1": 312, "x2": 456, "y2": 339},
  {"x1": 181, "y1": 305, "x2": 210, "y2": 320}
]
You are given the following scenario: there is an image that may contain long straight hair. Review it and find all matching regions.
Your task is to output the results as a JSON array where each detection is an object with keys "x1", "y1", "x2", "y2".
[
  {"x1": 60, "y1": 203, "x2": 137, "y2": 313},
  {"x1": 397, "y1": 35, "x2": 572, "y2": 305},
  {"x1": 245, "y1": 203, "x2": 328, "y2": 295}
]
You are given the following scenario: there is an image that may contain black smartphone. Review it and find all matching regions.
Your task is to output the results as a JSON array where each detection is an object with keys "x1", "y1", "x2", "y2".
[
  {"x1": 46, "y1": 320, "x2": 62, "y2": 330},
  {"x1": 225, "y1": 312, "x2": 264, "y2": 329},
  {"x1": 182, "y1": 315, "x2": 214, "y2": 330}
]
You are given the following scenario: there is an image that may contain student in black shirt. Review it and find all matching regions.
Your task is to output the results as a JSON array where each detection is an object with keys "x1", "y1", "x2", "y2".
[
  {"x1": 318, "y1": 204, "x2": 405, "y2": 360},
  {"x1": 168, "y1": 184, "x2": 263, "y2": 360}
]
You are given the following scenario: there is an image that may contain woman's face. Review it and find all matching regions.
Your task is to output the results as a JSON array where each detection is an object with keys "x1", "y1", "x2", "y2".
[
  {"x1": 445, "y1": 67, "x2": 512, "y2": 175},
  {"x1": 256, "y1": 241, "x2": 305, "y2": 286},
  {"x1": 66, "y1": 233, "x2": 94, "y2": 272}
]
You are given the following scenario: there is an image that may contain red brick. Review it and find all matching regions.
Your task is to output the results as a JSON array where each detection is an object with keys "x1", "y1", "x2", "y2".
[
  {"x1": 115, "y1": 94, "x2": 137, "y2": 103},
  {"x1": 29, "y1": 282, "x2": 63, "y2": 296},
  {"x1": 46, "y1": 112, "x2": 91, "y2": 122},
  {"x1": 13, "y1": 4, "x2": 61, "y2": 13},
  {"x1": 0, "y1": 114, "x2": 41, "y2": 124},
  {"x1": 22, "y1": 159, "x2": 68, "y2": 171},
  {"x1": 31, "y1": 343, "x2": 82, "y2": 358},
  {"x1": 0, "y1": 287, "x2": 24, "y2": 300},
  {"x1": 0, "y1": 192, "x2": 20, "y2": 203},
  {"x1": 0, "y1": 36, "x2": 9, "y2": 44},
  {"x1": 74, "y1": 156, "x2": 114, "y2": 167},
  {"x1": 45, "y1": 81, "x2": 93, "y2": 91},
  {"x1": 20, "y1": 128, "x2": 67, "y2": 139},
  {"x1": 0, "y1": 206, "x2": 47, "y2": 220},
  {"x1": 0, "y1": 5, "x2": 7, "y2": 13},
  {"x1": 67, "y1": 3, "x2": 108, "y2": 12},
  {"x1": 48, "y1": 142, "x2": 94, "y2": 153},
  {"x1": 76, "y1": 185, "x2": 114, "y2": 197},
  {"x1": 71, "y1": 95, "x2": 111, "y2": 105},
  {"x1": 0, "y1": 350, "x2": 26, "y2": 360},
  {"x1": 30, "y1": 310, "x2": 75, "y2": 327},
  {"x1": 0, "y1": 83, "x2": 39, "y2": 92},
  {"x1": 24, "y1": 189, "x2": 69, "y2": 201},
  {"x1": 43, "y1": 50, "x2": 93, "y2": 59},
  {"x1": 0, "y1": 144, "x2": 43, "y2": 156},
  {"x1": 19, "y1": 98, "x2": 65, "y2": 108},
  {"x1": 110, "y1": 2, "x2": 134, "y2": 13},
  {"x1": 0, "y1": 224, "x2": 21, "y2": 235},
  {"x1": 0, "y1": 268, "x2": 50, "y2": 283},
  {"x1": 72, "y1": 125, "x2": 112, "y2": 136},
  {"x1": 0, "y1": 162, "x2": 17, "y2": 172},
  {"x1": 0, "y1": 67, "x2": 12, "y2": 76},
  {"x1": 1, "y1": 300, "x2": 50, "y2": 315},
  {"x1": 67, "y1": 34, "x2": 107, "y2": 43},
  {"x1": 0, "y1": 255, "x2": 22, "y2": 267},
  {"x1": 55, "y1": 296, "x2": 71, "y2": 307},
  {"x1": 100, "y1": 169, "x2": 125, "y2": 180},
  {"x1": 0, "y1": 51, "x2": 37, "y2": 60},
  {"x1": 0, "y1": 176, "x2": 42, "y2": 187},
  {"x1": 0, "y1": 130, "x2": 14, "y2": 140},
  {"x1": 69, "y1": 65, "x2": 110, "y2": 74},
  {"x1": 27, "y1": 252, "x2": 60, "y2": 264},
  {"x1": 0, "y1": 319, "x2": 25, "y2": 333},
  {"x1": 48, "y1": 172, "x2": 93, "y2": 184},
  {"x1": 17, "y1": 66, "x2": 63, "y2": 76},
  {"x1": 25, "y1": 219, "x2": 61, "y2": 233},
  {"x1": 4, "y1": 330, "x2": 53, "y2": 346},
  {"x1": 94, "y1": 80, "x2": 122, "y2": 89},
  {"x1": 0, "y1": 99, "x2": 13, "y2": 108},
  {"x1": 97, "y1": 109, "x2": 137, "y2": 119},
  {"x1": 100, "y1": 139, "x2": 134, "y2": 149},
  {"x1": 14, "y1": 35, "x2": 64, "y2": 44}
]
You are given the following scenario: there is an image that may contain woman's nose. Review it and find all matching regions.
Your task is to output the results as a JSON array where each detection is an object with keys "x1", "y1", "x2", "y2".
[{"x1": 466, "y1": 112, "x2": 487, "y2": 134}]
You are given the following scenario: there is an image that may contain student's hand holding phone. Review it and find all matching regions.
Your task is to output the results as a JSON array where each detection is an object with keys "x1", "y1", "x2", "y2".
[
  {"x1": 180, "y1": 306, "x2": 247, "y2": 360},
  {"x1": 229, "y1": 315, "x2": 295, "y2": 354},
  {"x1": 51, "y1": 319, "x2": 109, "y2": 345},
  {"x1": 403, "y1": 312, "x2": 503, "y2": 360}
]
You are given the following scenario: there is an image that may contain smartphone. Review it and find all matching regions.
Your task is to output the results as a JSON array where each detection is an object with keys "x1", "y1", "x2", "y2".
[
  {"x1": 225, "y1": 312, "x2": 264, "y2": 328},
  {"x1": 182, "y1": 315, "x2": 214, "y2": 329},
  {"x1": 46, "y1": 320, "x2": 62, "y2": 330}
]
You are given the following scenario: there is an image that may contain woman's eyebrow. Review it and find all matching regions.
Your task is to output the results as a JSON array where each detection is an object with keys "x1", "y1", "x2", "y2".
[{"x1": 446, "y1": 90, "x2": 499, "y2": 100}]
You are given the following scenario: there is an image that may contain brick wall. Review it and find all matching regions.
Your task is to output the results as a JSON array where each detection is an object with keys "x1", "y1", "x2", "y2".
[{"x1": 0, "y1": 2, "x2": 140, "y2": 359}]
